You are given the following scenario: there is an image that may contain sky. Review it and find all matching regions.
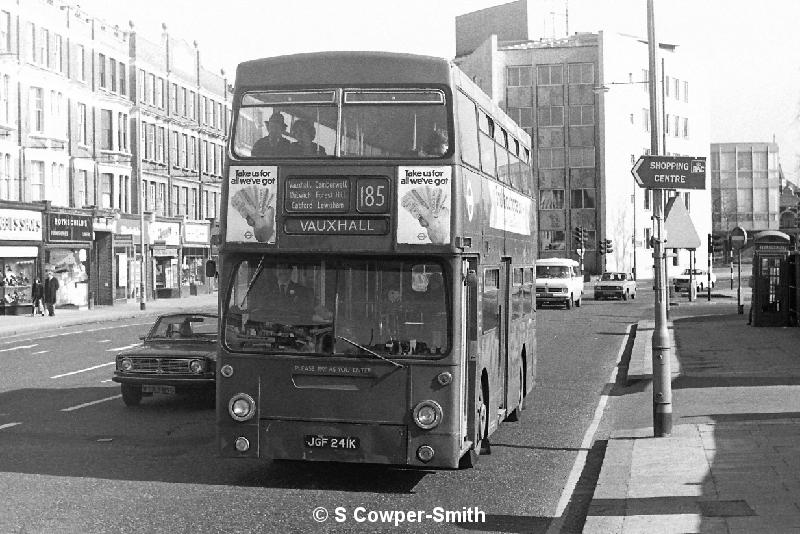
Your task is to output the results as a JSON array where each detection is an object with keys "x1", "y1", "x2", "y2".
[{"x1": 73, "y1": 0, "x2": 800, "y2": 181}]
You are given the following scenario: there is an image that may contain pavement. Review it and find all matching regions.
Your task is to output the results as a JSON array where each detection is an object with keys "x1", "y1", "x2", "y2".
[
  {"x1": 0, "y1": 292, "x2": 218, "y2": 338},
  {"x1": 584, "y1": 286, "x2": 800, "y2": 533}
]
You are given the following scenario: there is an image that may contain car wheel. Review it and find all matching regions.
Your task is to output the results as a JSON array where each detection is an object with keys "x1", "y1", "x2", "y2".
[
  {"x1": 631, "y1": 290, "x2": 636, "y2": 299},
  {"x1": 575, "y1": 294, "x2": 582, "y2": 307},
  {"x1": 623, "y1": 290, "x2": 629, "y2": 301},
  {"x1": 121, "y1": 384, "x2": 143, "y2": 406},
  {"x1": 566, "y1": 295, "x2": 573, "y2": 309}
]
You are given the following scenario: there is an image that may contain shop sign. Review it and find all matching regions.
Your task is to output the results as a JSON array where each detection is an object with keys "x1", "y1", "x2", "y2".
[
  {"x1": 152, "y1": 247, "x2": 178, "y2": 257},
  {"x1": 47, "y1": 213, "x2": 93, "y2": 242},
  {"x1": 117, "y1": 220, "x2": 144, "y2": 238},
  {"x1": 184, "y1": 222, "x2": 210, "y2": 245},
  {"x1": 0, "y1": 208, "x2": 43, "y2": 241},
  {"x1": 149, "y1": 221, "x2": 180, "y2": 246}
]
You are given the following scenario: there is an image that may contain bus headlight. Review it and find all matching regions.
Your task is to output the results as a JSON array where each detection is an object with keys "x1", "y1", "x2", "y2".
[
  {"x1": 412, "y1": 400, "x2": 443, "y2": 430},
  {"x1": 189, "y1": 359, "x2": 204, "y2": 373},
  {"x1": 228, "y1": 393, "x2": 256, "y2": 422}
]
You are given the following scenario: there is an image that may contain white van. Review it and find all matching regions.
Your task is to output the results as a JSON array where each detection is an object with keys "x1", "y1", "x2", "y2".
[{"x1": 535, "y1": 258, "x2": 584, "y2": 309}]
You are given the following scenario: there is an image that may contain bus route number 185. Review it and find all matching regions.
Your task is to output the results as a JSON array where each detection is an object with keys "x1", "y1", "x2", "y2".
[{"x1": 356, "y1": 177, "x2": 389, "y2": 214}]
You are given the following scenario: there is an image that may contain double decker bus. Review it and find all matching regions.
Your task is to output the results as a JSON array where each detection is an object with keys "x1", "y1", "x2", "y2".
[{"x1": 215, "y1": 51, "x2": 537, "y2": 469}]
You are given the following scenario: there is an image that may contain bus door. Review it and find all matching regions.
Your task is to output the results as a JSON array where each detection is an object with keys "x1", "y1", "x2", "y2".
[
  {"x1": 460, "y1": 258, "x2": 475, "y2": 443},
  {"x1": 500, "y1": 257, "x2": 511, "y2": 416}
]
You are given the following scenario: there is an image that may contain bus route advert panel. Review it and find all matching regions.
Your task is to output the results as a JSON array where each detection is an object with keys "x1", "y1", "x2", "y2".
[
  {"x1": 397, "y1": 166, "x2": 451, "y2": 245},
  {"x1": 227, "y1": 166, "x2": 278, "y2": 244}
]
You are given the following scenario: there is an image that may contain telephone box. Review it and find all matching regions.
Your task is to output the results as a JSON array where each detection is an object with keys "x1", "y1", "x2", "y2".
[{"x1": 751, "y1": 230, "x2": 791, "y2": 327}]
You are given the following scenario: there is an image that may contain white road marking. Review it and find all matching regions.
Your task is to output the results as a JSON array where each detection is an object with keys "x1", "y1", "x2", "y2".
[
  {"x1": 0, "y1": 322, "x2": 153, "y2": 346},
  {"x1": 61, "y1": 395, "x2": 121, "y2": 412},
  {"x1": 50, "y1": 362, "x2": 115, "y2": 379},
  {"x1": 106, "y1": 343, "x2": 140, "y2": 352},
  {"x1": 100, "y1": 379, "x2": 114, "y2": 383},
  {"x1": 32, "y1": 350, "x2": 50, "y2": 355},
  {"x1": 97, "y1": 339, "x2": 111, "y2": 343},
  {"x1": 0, "y1": 422, "x2": 22, "y2": 430},
  {"x1": 550, "y1": 323, "x2": 633, "y2": 523},
  {"x1": 0, "y1": 344, "x2": 38, "y2": 352}
]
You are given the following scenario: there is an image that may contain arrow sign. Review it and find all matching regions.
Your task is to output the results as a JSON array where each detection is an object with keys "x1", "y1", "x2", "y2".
[{"x1": 631, "y1": 155, "x2": 707, "y2": 190}]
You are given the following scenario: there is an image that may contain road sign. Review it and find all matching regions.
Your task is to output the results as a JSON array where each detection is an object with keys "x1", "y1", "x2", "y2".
[
  {"x1": 631, "y1": 155, "x2": 707, "y2": 190},
  {"x1": 729, "y1": 226, "x2": 748, "y2": 250}
]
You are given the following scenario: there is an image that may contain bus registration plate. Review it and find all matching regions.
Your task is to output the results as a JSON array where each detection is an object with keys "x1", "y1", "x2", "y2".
[{"x1": 304, "y1": 435, "x2": 360, "y2": 450}]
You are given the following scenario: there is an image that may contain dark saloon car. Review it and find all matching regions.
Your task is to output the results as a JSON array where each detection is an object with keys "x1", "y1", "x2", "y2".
[{"x1": 112, "y1": 313, "x2": 218, "y2": 406}]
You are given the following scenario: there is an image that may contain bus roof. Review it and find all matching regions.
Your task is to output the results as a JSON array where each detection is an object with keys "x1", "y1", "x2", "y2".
[{"x1": 235, "y1": 51, "x2": 452, "y2": 88}]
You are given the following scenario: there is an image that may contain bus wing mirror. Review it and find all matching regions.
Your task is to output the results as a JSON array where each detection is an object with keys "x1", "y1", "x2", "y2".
[
  {"x1": 205, "y1": 260, "x2": 217, "y2": 278},
  {"x1": 464, "y1": 269, "x2": 478, "y2": 287}
]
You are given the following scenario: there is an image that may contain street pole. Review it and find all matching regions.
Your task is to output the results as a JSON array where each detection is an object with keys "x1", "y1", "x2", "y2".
[
  {"x1": 647, "y1": 0, "x2": 672, "y2": 437},
  {"x1": 707, "y1": 237, "x2": 712, "y2": 301},
  {"x1": 137, "y1": 108, "x2": 146, "y2": 311}
]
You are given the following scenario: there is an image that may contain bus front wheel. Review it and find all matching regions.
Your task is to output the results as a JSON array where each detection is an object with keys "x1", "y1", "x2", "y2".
[{"x1": 460, "y1": 384, "x2": 490, "y2": 468}]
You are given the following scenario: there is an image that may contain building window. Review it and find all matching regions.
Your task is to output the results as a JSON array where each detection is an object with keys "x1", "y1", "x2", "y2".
[
  {"x1": 77, "y1": 103, "x2": 87, "y2": 145},
  {"x1": 571, "y1": 188, "x2": 596, "y2": 209},
  {"x1": 180, "y1": 186, "x2": 188, "y2": 215},
  {"x1": 170, "y1": 131, "x2": 178, "y2": 167},
  {"x1": 540, "y1": 230, "x2": 566, "y2": 251},
  {"x1": 538, "y1": 147, "x2": 565, "y2": 169},
  {"x1": 569, "y1": 147, "x2": 595, "y2": 168},
  {"x1": 170, "y1": 83, "x2": 177, "y2": 115},
  {"x1": 158, "y1": 183, "x2": 166, "y2": 215},
  {"x1": 29, "y1": 161, "x2": 44, "y2": 201},
  {"x1": 673, "y1": 115, "x2": 679, "y2": 137},
  {"x1": 100, "y1": 173, "x2": 113, "y2": 208},
  {"x1": 641, "y1": 108, "x2": 650, "y2": 132},
  {"x1": 0, "y1": 153, "x2": 16, "y2": 201},
  {"x1": 507, "y1": 66, "x2": 532, "y2": 87},
  {"x1": 537, "y1": 64, "x2": 563, "y2": 85},
  {"x1": 98, "y1": 53, "x2": 106, "y2": 88},
  {"x1": 77, "y1": 45, "x2": 86, "y2": 82},
  {"x1": 181, "y1": 87, "x2": 187, "y2": 116},
  {"x1": 674, "y1": 78, "x2": 680, "y2": 100},
  {"x1": 568, "y1": 105, "x2": 593, "y2": 125},
  {"x1": 30, "y1": 87, "x2": 44, "y2": 133},
  {"x1": 147, "y1": 73, "x2": 155, "y2": 105},
  {"x1": 0, "y1": 74, "x2": 8, "y2": 124},
  {"x1": 189, "y1": 136, "x2": 196, "y2": 170},
  {"x1": 189, "y1": 188, "x2": 198, "y2": 219},
  {"x1": 568, "y1": 63, "x2": 594, "y2": 84},
  {"x1": 682, "y1": 117, "x2": 689, "y2": 138},
  {"x1": 539, "y1": 189, "x2": 565, "y2": 209},
  {"x1": 171, "y1": 185, "x2": 179, "y2": 216},
  {"x1": 157, "y1": 127, "x2": 165, "y2": 162},
  {"x1": 119, "y1": 62, "x2": 127, "y2": 95},
  {"x1": 665, "y1": 75, "x2": 670, "y2": 97},
  {"x1": 181, "y1": 134, "x2": 188, "y2": 168},
  {"x1": 665, "y1": 113, "x2": 670, "y2": 135},
  {"x1": 38, "y1": 27, "x2": 48, "y2": 66},
  {"x1": 188, "y1": 91, "x2": 196, "y2": 120},
  {"x1": 683, "y1": 81, "x2": 688, "y2": 103},
  {"x1": 100, "y1": 109, "x2": 113, "y2": 150},
  {"x1": 0, "y1": 11, "x2": 9, "y2": 52},
  {"x1": 538, "y1": 105, "x2": 564, "y2": 127}
]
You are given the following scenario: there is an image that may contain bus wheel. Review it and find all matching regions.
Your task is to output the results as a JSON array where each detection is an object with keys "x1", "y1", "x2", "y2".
[
  {"x1": 121, "y1": 384, "x2": 142, "y2": 407},
  {"x1": 506, "y1": 369, "x2": 524, "y2": 422},
  {"x1": 460, "y1": 386, "x2": 489, "y2": 468}
]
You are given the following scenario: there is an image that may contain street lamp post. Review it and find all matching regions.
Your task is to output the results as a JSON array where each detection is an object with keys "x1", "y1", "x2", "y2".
[{"x1": 136, "y1": 107, "x2": 147, "y2": 311}]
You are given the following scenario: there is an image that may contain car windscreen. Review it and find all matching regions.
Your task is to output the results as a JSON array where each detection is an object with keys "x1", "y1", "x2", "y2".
[
  {"x1": 149, "y1": 315, "x2": 217, "y2": 341},
  {"x1": 537, "y1": 265, "x2": 570, "y2": 278}
]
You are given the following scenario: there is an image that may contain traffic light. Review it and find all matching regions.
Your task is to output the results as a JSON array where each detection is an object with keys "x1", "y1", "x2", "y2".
[
  {"x1": 573, "y1": 226, "x2": 584, "y2": 247},
  {"x1": 605, "y1": 238, "x2": 613, "y2": 254},
  {"x1": 599, "y1": 239, "x2": 606, "y2": 254},
  {"x1": 709, "y1": 234, "x2": 727, "y2": 255}
]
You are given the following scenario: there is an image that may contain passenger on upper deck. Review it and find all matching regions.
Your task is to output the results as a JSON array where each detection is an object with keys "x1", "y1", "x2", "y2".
[
  {"x1": 251, "y1": 112, "x2": 294, "y2": 156},
  {"x1": 419, "y1": 128, "x2": 449, "y2": 157},
  {"x1": 291, "y1": 119, "x2": 327, "y2": 156}
]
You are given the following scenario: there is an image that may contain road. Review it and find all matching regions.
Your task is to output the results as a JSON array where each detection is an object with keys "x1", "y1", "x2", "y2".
[{"x1": 0, "y1": 292, "x2": 652, "y2": 533}]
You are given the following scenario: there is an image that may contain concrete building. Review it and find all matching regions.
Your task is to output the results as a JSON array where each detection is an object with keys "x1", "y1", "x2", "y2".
[
  {"x1": 709, "y1": 142, "x2": 781, "y2": 238},
  {"x1": 454, "y1": 1, "x2": 711, "y2": 279},
  {"x1": 0, "y1": 0, "x2": 229, "y2": 313}
]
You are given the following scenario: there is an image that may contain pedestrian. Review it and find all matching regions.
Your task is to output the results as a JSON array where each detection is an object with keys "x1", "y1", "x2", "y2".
[
  {"x1": 43, "y1": 269, "x2": 59, "y2": 317},
  {"x1": 31, "y1": 277, "x2": 44, "y2": 317}
]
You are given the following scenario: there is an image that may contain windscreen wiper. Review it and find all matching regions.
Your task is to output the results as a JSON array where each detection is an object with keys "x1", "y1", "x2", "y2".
[{"x1": 335, "y1": 335, "x2": 404, "y2": 368}]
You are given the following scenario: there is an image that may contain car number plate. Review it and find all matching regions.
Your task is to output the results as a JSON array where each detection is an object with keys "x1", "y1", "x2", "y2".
[
  {"x1": 142, "y1": 385, "x2": 175, "y2": 395},
  {"x1": 304, "y1": 435, "x2": 360, "y2": 450}
]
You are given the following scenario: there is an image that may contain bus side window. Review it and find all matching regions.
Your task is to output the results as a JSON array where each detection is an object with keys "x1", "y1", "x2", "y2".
[
  {"x1": 482, "y1": 268, "x2": 499, "y2": 333},
  {"x1": 456, "y1": 90, "x2": 480, "y2": 169},
  {"x1": 511, "y1": 267, "x2": 523, "y2": 320},
  {"x1": 478, "y1": 111, "x2": 496, "y2": 178},
  {"x1": 522, "y1": 267, "x2": 534, "y2": 315}
]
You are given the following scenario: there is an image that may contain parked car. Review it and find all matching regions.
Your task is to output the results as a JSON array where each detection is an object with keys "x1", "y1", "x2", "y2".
[
  {"x1": 112, "y1": 312, "x2": 218, "y2": 407},
  {"x1": 673, "y1": 268, "x2": 717, "y2": 292},
  {"x1": 535, "y1": 258, "x2": 584, "y2": 309},
  {"x1": 594, "y1": 272, "x2": 637, "y2": 301}
]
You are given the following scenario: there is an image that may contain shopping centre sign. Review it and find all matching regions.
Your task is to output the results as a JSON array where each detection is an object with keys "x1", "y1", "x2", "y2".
[{"x1": 631, "y1": 155, "x2": 707, "y2": 190}]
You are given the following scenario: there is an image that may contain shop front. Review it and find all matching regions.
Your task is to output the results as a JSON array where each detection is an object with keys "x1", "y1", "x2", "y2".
[
  {"x1": 0, "y1": 204, "x2": 44, "y2": 315},
  {"x1": 150, "y1": 220, "x2": 182, "y2": 299},
  {"x1": 182, "y1": 221, "x2": 212, "y2": 295},
  {"x1": 45, "y1": 212, "x2": 93, "y2": 309},
  {"x1": 116, "y1": 218, "x2": 147, "y2": 302}
]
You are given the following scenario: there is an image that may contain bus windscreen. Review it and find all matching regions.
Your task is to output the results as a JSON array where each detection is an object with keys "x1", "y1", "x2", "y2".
[
  {"x1": 224, "y1": 258, "x2": 448, "y2": 357},
  {"x1": 232, "y1": 89, "x2": 450, "y2": 159}
]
